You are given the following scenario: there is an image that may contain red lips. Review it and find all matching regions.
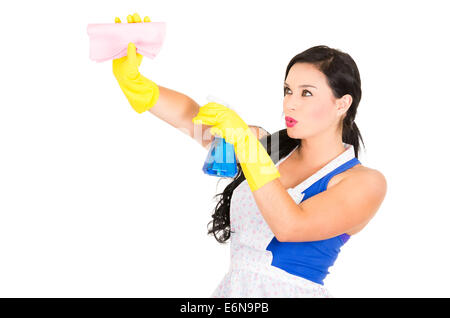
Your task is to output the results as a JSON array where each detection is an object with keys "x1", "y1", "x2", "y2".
[{"x1": 285, "y1": 116, "x2": 298, "y2": 127}]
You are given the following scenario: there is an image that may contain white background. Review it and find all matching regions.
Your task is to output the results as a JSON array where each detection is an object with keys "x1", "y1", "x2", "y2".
[{"x1": 0, "y1": 0, "x2": 449, "y2": 297}]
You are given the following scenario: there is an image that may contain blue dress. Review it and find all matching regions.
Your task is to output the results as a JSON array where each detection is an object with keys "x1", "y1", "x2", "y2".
[{"x1": 211, "y1": 142, "x2": 361, "y2": 297}]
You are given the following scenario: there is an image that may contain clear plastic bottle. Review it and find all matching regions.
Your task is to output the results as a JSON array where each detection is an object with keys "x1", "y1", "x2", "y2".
[
  {"x1": 201, "y1": 95, "x2": 238, "y2": 178},
  {"x1": 202, "y1": 136, "x2": 238, "y2": 178}
]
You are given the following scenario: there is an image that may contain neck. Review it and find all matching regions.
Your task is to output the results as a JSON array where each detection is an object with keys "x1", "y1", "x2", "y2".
[{"x1": 296, "y1": 134, "x2": 346, "y2": 169}]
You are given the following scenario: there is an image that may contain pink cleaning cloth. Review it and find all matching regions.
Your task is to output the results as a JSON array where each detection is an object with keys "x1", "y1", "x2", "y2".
[{"x1": 87, "y1": 22, "x2": 166, "y2": 62}]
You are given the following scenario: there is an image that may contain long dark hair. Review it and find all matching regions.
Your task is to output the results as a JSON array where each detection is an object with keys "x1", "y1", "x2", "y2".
[{"x1": 208, "y1": 45, "x2": 365, "y2": 244}]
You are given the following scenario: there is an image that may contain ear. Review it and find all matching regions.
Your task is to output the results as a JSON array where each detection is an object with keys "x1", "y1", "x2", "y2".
[{"x1": 336, "y1": 94, "x2": 353, "y2": 116}]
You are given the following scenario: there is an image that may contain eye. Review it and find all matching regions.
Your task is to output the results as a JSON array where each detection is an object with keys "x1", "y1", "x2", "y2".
[
  {"x1": 283, "y1": 87, "x2": 312, "y2": 97},
  {"x1": 302, "y1": 89, "x2": 312, "y2": 97}
]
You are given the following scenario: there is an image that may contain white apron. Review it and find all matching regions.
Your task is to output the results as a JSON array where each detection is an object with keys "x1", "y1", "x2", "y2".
[{"x1": 211, "y1": 143, "x2": 357, "y2": 298}]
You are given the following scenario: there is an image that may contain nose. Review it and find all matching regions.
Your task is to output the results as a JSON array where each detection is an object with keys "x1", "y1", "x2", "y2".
[
  {"x1": 284, "y1": 98, "x2": 296, "y2": 110},
  {"x1": 283, "y1": 95, "x2": 298, "y2": 112},
  {"x1": 286, "y1": 103, "x2": 297, "y2": 111}
]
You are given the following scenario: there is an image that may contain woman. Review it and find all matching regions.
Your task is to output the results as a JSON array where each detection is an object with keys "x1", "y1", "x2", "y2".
[{"x1": 113, "y1": 13, "x2": 387, "y2": 297}]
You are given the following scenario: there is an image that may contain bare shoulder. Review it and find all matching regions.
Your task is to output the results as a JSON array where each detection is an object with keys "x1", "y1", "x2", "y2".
[
  {"x1": 342, "y1": 165, "x2": 387, "y2": 198},
  {"x1": 353, "y1": 165, "x2": 386, "y2": 184},
  {"x1": 328, "y1": 166, "x2": 387, "y2": 236}
]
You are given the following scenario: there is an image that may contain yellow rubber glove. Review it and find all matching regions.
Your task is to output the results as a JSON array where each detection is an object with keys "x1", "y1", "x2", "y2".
[
  {"x1": 112, "y1": 13, "x2": 159, "y2": 114},
  {"x1": 192, "y1": 102, "x2": 280, "y2": 192}
]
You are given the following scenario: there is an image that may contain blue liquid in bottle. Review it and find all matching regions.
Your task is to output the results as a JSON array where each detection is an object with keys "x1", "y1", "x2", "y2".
[{"x1": 203, "y1": 136, "x2": 238, "y2": 178}]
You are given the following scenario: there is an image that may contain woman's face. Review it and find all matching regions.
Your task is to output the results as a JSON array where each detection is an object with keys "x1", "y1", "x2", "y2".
[{"x1": 283, "y1": 62, "x2": 350, "y2": 139}]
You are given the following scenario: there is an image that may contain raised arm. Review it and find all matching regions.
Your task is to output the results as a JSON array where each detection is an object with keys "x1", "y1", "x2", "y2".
[
  {"x1": 113, "y1": 13, "x2": 267, "y2": 150},
  {"x1": 150, "y1": 87, "x2": 269, "y2": 150},
  {"x1": 148, "y1": 85, "x2": 216, "y2": 150}
]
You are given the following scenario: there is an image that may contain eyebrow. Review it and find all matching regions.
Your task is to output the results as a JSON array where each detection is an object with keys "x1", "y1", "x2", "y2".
[{"x1": 284, "y1": 82, "x2": 317, "y2": 89}]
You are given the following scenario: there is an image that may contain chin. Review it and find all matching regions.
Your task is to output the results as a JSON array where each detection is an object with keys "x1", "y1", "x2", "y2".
[
  {"x1": 287, "y1": 129, "x2": 301, "y2": 139},
  {"x1": 286, "y1": 128, "x2": 301, "y2": 139}
]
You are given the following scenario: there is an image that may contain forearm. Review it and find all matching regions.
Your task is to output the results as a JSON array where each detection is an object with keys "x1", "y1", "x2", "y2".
[
  {"x1": 236, "y1": 133, "x2": 300, "y2": 241},
  {"x1": 149, "y1": 85, "x2": 213, "y2": 148},
  {"x1": 252, "y1": 178, "x2": 303, "y2": 242},
  {"x1": 148, "y1": 85, "x2": 195, "y2": 127}
]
